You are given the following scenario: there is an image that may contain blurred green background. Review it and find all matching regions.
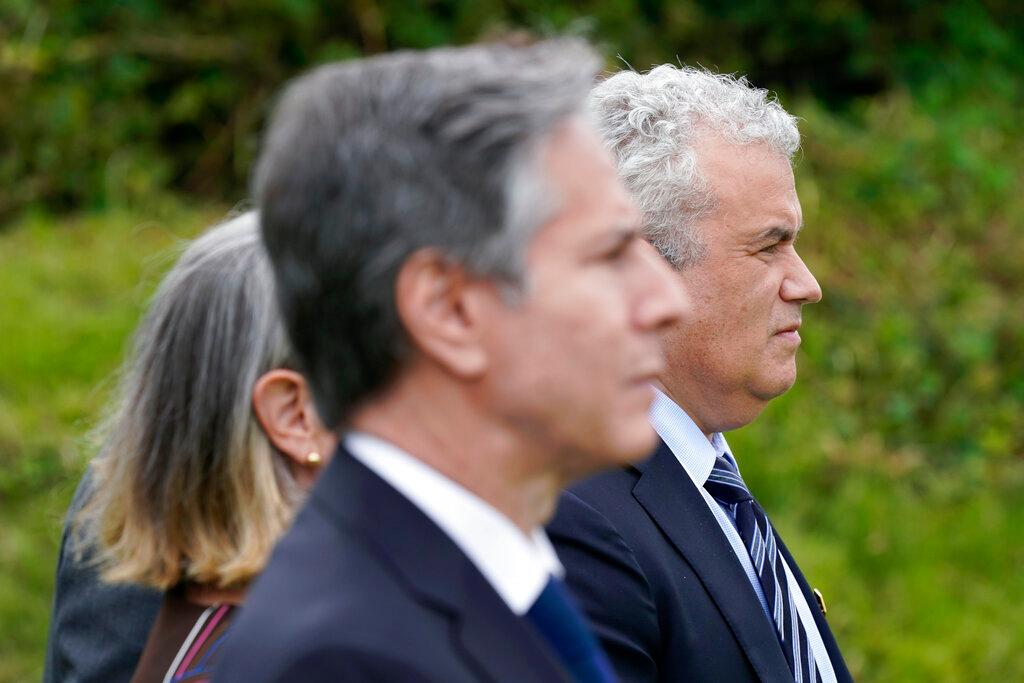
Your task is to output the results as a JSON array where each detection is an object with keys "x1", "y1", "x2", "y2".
[{"x1": 1, "y1": 1, "x2": 1022, "y2": 680}]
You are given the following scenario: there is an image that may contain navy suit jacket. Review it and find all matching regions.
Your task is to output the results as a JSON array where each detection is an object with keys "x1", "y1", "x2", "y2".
[
  {"x1": 547, "y1": 440, "x2": 853, "y2": 683},
  {"x1": 215, "y1": 445, "x2": 574, "y2": 682}
]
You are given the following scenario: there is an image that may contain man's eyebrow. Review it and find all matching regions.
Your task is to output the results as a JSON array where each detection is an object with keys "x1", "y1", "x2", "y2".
[
  {"x1": 602, "y1": 225, "x2": 642, "y2": 247},
  {"x1": 586, "y1": 225, "x2": 640, "y2": 257},
  {"x1": 753, "y1": 225, "x2": 799, "y2": 244}
]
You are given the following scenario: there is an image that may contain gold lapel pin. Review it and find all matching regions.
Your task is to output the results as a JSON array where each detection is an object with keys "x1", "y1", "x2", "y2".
[{"x1": 813, "y1": 588, "x2": 827, "y2": 617}]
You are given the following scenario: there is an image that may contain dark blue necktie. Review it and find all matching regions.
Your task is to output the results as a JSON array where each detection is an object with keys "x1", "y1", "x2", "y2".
[
  {"x1": 524, "y1": 576, "x2": 618, "y2": 683},
  {"x1": 704, "y1": 455, "x2": 821, "y2": 683}
]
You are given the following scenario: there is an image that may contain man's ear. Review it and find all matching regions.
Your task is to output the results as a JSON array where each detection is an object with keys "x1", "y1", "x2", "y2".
[
  {"x1": 394, "y1": 248, "x2": 496, "y2": 379},
  {"x1": 252, "y1": 369, "x2": 336, "y2": 487}
]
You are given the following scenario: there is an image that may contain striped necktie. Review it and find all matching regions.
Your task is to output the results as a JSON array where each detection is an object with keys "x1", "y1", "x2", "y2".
[
  {"x1": 524, "y1": 576, "x2": 619, "y2": 683},
  {"x1": 704, "y1": 455, "x2": 821, "y2": 683}
]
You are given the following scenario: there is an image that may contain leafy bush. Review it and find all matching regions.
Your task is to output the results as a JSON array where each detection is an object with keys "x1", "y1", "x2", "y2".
[{"x1": 2, "y1": 1, "x2": 1021, "y2": 220}]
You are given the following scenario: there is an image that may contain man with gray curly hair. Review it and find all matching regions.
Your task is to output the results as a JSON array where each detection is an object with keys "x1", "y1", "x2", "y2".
[{"x1": 549, "y1": 66, "x2": 853, "y2": 682}]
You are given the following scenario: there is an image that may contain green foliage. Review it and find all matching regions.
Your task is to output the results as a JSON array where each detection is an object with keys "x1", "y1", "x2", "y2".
[
  {"x1": 2, "y1": 1, "x2": 1022, "y2": 219},
  {"x1": 2, "y1": 2, "x2": 1023, "y2": 681}
]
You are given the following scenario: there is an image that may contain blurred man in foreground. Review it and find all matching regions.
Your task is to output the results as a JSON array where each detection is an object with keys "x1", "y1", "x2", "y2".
[
  {"x1": 549, "y1": 66, "x2": 853, "y2": 682},
  {"x1": 216, "y1": 40, "x2": 685, "y2": 682}
]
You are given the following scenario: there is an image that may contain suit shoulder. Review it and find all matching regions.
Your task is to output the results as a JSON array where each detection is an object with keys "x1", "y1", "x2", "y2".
[
  {"x1": 548, "y1": 489, "x2": 652, "y2": 595},
  {"x1": 547, "y1": 482, "x2": 662, "y2": 680},
  {"x1": 217, "y1": 636, "x2": 443, "y2": 682},
  {"x1": 558, "y1": 465, "x2": 644, "y2": 529},
  {"x1": 241, "y1": 502, "x2": 425, "y2": 628},
  {"x1": 566, "y1": 465, "x2": 640, "y2": 503},
  {"x1": 218, "y1": 504, "x2": 456, "y2": 682}
]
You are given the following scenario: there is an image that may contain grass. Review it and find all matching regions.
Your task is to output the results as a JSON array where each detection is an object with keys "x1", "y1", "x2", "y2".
[{"x1": 0, "y1": 202, "x2": 226, "y2": 682}]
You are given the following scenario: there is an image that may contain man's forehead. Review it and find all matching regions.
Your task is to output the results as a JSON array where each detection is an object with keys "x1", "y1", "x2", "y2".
[
  {"x1": 697, "y1": 141, "x2": 798, "y2": 210},
  {"x1": 694, "y1": 134, "x2": 793, "y2": 180},
  {"x1": 535, "y1": 120, "x2": 640, "y2": 233}
]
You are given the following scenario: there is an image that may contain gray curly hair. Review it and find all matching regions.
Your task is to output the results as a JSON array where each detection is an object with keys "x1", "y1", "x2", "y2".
[{"x1": 589, "y1": 65, "x2": 800, "y2": 268}]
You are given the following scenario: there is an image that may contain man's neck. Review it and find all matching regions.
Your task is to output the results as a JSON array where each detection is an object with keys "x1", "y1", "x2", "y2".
[
  {"x1": 653, "y1": 381, "x2": 715, "y2": 442},
  {"x1": 349, "y1": 377, "x2": 561, "y2": 534}
]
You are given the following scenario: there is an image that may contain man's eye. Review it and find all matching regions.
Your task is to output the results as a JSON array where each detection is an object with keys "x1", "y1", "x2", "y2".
[
  {"x1": 760, "y1": 243, "x2": 779, "y2": 254},
  {"x1": 604, "y1": 242, "x2": 631, "y2": 261}
]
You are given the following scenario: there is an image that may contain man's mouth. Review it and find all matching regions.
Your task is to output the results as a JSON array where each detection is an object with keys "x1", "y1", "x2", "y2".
[{"x1": 773, "y1": 322, "x2": 802, "y2": 344}]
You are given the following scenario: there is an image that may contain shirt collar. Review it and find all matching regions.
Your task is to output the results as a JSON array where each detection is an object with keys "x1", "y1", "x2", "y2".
[
  {"x1": 344, "y1": 431, "x2": 563, "y2": 616},
  {"x1": 648, "y1": 386, "x2": 736, "y2": 486}
]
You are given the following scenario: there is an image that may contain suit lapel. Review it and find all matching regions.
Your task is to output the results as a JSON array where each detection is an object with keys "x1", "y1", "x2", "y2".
[
  {"x1": 311, "y1": 447, "x2": 571, "y2": 682},
  {"x1": 631, "y1": 440, "x2": 792, "y2": 683},
  {"x1": 451, "y1": 561, "x2": 572, "y2": 682}
]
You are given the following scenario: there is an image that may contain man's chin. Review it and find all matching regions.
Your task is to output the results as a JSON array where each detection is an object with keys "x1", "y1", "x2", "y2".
[
  {"x1": 611, "y1": 421, "x2": 660, "y2": 465},
  {"x1": 568, "y1": 422, "x2": 658, "y2": 480},
  {"x1": 752, "y1": 368, "x2": 798, "y2": 402}
]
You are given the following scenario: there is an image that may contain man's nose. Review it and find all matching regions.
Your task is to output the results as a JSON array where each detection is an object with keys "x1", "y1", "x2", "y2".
[
  {"x1": 781, "y1": 251, "x2": 822, "y2": 304},
  {"x1": 635, "y1": 240, "x2": 689, "y2": 330}
]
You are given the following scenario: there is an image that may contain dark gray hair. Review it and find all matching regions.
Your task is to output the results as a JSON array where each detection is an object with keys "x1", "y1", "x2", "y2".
[
  {"x1": 255, "y1": 38, "x2": 601, "y2": 428},
  {"x1": 590, "y1": 65, "x2": 800, "y2": 268},
  {"x1": 78, "y1": 212, "x2": 306, "y2": 589}
]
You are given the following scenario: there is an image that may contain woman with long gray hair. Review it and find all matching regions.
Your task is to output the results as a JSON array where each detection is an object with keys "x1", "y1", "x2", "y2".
[{"x1": 46, "y1": 212, "x2": 336, "y2": 683}]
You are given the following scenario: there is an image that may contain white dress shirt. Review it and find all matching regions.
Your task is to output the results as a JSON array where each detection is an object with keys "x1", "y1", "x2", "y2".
[
  {"x1": 648, "y1": 388, "x2": 837, "y2": 683},
  {"x1": 345, "y1": 431, "x2": 563, "y2": 616}
]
